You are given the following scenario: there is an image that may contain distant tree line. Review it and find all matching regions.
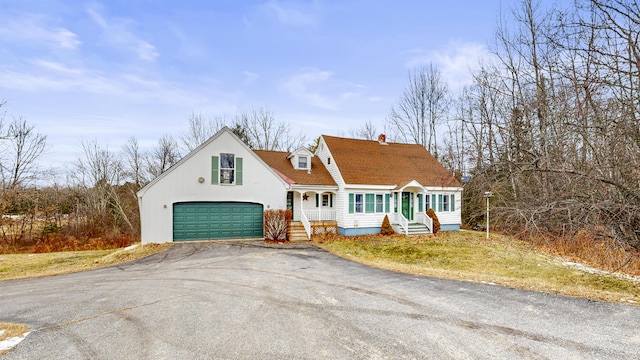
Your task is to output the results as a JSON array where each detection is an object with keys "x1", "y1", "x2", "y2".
[
  {"x1": 0, "y1": 105, "x2": 305, "y2": 252},
  {"x1": 2, "y1": 0, "x2": 639, "y2": 259},
  {"x1": 351, "y1": 0, "x2": 640, "y2": 254}
]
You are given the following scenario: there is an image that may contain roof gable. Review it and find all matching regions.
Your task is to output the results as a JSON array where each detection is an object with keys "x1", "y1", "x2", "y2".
[
  {"x1": 255, "y1": 150, "x2": 336, "y2": 186},
  {"x1": 138, "y1": 127, "x2": 288, "y2": 197},
  {"x1": 321, "y1": 135, "x2": 461, "y2": 188}
]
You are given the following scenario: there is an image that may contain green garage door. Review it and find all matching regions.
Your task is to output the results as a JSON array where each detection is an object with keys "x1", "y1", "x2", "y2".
[{"x1": 173, "y1": 202, "x2": 263, "y2": 241}]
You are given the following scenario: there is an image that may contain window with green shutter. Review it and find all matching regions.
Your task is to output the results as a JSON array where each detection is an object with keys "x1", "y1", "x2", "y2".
[
  {"x1": 365, "y1": 193, "x2": 375, "y2": 213},
  {"x1": 349, "y1": 193, "x2": 355, "y2": 214},
  {"x1": 355, "y1": 194, "x2": 364, "y2": 213},
  {"x1": 213, "y1": 154, "x2": 242, "y2": 185},
  {"x1": 375, "y1": 194, "x2": 383, "y2": 213}
]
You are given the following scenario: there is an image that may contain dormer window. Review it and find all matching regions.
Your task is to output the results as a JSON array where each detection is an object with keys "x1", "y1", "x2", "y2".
[
  {"x1": 288, "y1": 147, "x2": 314, "y2": 171},
  {"x1": 298, "y1": 156, "x2": 308, "y2": 169}
]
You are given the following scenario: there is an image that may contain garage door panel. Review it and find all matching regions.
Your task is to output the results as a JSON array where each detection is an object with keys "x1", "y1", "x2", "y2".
[{"x1": 173, "y1": 202, "x2": 263, "y2": 241}]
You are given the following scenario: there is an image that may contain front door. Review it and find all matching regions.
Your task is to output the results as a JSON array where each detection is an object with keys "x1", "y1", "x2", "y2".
[
  {"x1": 286, "y1": 192, "x2": 294, "y2": 220},
  {"x1": 402, "y1": 192, "x2": 414, "y2": 221}
]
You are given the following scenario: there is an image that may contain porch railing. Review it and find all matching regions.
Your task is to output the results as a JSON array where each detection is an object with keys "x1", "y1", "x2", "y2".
[
  {"x1": 300, "y1": 209, "x2": 311, "y2": 240},
  {"x1": 392, "y1": 213, "x2": 409, "y2": 235},
  {"x1": 414, "y1": 212, "x2": 433, "y2": 234},
  {"x1": 304, "y1": 209, "x2": 337, "y2": 221}
]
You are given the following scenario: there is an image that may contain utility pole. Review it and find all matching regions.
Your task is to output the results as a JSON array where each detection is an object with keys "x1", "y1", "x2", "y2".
[{"x1": 483, "y1": 191, "x2": 493, "y2": 239}]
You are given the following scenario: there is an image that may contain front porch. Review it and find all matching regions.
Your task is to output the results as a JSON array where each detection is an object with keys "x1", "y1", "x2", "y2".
[
  {"x1": 289, "y1": 220, "x2": 338, "y2": 241},
  {"x1": 287, "y1": 190, "x2": 338, "y2": 241}
]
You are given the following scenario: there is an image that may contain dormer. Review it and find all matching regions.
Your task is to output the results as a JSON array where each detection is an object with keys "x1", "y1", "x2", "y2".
[{"x1": 287, "y1": 147, "x2": 314, "y2": 172}]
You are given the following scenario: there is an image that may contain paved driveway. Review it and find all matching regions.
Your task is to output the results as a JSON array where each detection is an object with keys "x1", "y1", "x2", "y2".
[{"x1": 1, "y1": 241, "x2": 639, "y2": 359}]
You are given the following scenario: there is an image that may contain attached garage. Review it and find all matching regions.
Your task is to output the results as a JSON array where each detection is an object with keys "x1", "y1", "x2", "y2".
[{"x1": 173, "y1": 202, "x2": 263, "y2": 241}]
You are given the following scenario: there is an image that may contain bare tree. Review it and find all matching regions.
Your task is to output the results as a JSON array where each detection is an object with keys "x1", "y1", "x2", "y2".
[
  {"x1": 387, "y1": 64, "x2": 450, "y2": 158},
  {"x1": 348, "y1": 120, "x2": 379, "y2": 140},
  {"x1": 180, "y1": 112, "x2": 228, "y2": 154},
  {"x1": 122, "y1": 136, "x2": 147, "y2": 187},
  {"x1": 236, "y1": 107, "x2": 307, "y2": 151},
  {"x1": 146, "y1": 134, "x2": 180, "y2": 179},
  {"x1": 0, "y1": 117, "x2": 47, "y2": 189}
]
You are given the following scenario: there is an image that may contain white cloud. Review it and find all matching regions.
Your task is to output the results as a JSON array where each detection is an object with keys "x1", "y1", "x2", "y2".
[
  {"x1": 263, "y1": 0, "x2": 318, "y2": 26},
  {"x1": 32, "y1": 59, "x2": 83, "y2": 75},
  {"x1": 86, "y1": 4, "x2": 159, "y2": 62},
  {"x1": 282, "y1": 69, "x2": 337, "y2": 110},
  {"x1": 243, "y1": 71, "x2": 259, "y2": 84},
  {"x1": 0, "y1": 14, "x2": 80, "y2": 49},
  {"x1": 0, "y1": 61, "x2": 231, "y2": 109},
  {"x1": 404, "y1": 41, "x2": 490, "y2": 90}
]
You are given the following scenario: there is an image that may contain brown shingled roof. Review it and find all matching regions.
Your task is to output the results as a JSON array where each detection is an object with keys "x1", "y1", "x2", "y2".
[
  {"x1": 322, "y1": 135, "x2": 461, "y2": 188},
  {"x1": 255, "y1": 150, "x2": 336, "y2": 186}
]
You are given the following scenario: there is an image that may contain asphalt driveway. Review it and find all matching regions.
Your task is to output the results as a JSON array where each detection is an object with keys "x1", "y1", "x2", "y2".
[{"x1": 1, "y1": 241, "x2": 639, "y2": 359}]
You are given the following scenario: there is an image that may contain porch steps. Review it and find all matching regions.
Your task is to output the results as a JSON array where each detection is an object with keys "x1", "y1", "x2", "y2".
[
  {"x1": 400, "y1": 223, "x2": 431, "y2": 236},
  {"x1": 288, "y1": 222, "x2": 309, "y2": 242}
]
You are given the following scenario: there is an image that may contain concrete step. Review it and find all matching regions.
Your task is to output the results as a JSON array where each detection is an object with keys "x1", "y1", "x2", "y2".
[{"x1": 401, "y1": 223, "x2": 431, "y2": 235}]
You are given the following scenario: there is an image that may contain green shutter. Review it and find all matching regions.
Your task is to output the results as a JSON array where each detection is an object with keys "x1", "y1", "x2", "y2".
[
  {"x1": 451, "y1": 194, "x2": 455, "y2": 212},
  {"x1": 236, "y1": 157, "x2": 243, "y2": 185},
  {"x1": 365, "y1": 193, "x2": 374, "y2": 213},
  {"x1": 418, "y1": 194, "x2": 423, "y2": 212},
  {"x1": 438, "y1": 194, "x2": 443, "y2": 212},
  {"x1": 315, "y1": 193, "x2": 319, "y2": 207},
  {"x1": 348, "y1": 193, "x2": 354, "y2": 213},
  {"x1": 385, "y1": 194, "x2": 390, "y2": 213},
  {"x1": 211, "y1": 156, "x2": 219, "y2": 185},
  {"x1": 431, "y1": 194, "x2": 436, "y2": 211}
]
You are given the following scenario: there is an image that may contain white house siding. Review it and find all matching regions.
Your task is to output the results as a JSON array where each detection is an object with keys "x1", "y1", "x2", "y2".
[
  {"x1": 315, "y1": 137, "x2": 345, "y2": 187},
  {"x1": 138, "y1": 130, "x2": 287, "y2": 244},
  {"x1": 339, "y1": 187, "x2": 394, "y2": 235},
  {"x1": 425, "y1": 187, "x2": 463, "y2": 231}
]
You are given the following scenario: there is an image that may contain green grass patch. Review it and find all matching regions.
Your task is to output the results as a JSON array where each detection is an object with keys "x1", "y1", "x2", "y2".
[
  {"x1": 0, "y1": 243, "x2": 171, "y2": 281},
  {"x1": 316, "y1": 231, "x2": 640, "y2": 305}
]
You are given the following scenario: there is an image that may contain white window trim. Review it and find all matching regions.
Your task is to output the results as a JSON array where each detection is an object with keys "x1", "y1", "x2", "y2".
[{"x1": 220, "y1": 153, "x2": 235, "y2": 185}]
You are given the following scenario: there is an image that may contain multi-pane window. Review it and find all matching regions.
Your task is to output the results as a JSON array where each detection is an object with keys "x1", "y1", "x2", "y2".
[
  {"x1": 298, "y1": 156, "x2": 308, "y2": 169},
  {"x1": 322, "y1": 194, "x2": 330, "y2": 207},
  {"x1": 443, "y1": 195, "x2": 449, "y2": 212},
  {"x1": 220, "y1": 153, "x2": 235, "y2": 184},
  {"x1": 375, "y1": 194, "x2": 384, "y2": 213},
  {"x1": 425, "y1": 193, "x2": 430, "y2": 210},
  {"x1": 355, "y1": 194, "x2": 364, "y2": 213}
]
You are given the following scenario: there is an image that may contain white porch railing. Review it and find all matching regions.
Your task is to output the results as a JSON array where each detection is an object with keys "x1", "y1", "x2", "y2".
[
  {"x1": 304, "y1": 209, "x2": 337, "y2": 221},
  {"x1": 414, "y1": 212, "x2": 433, "y2": 234},
  {"x1": 300, "y1": 209, "x2": 311, "y2": 240},
  {"x1": 392, "y1": 213, "x2": 409, "y2": 235}
]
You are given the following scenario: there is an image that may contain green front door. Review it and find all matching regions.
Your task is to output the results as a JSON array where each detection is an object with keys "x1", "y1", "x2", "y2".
[
  {"x1": 402, "y1": 192, "x2": 414, "y2": 221},
  {"x1": 173, "y1": 202, "x2": 263, "y2": 241}
]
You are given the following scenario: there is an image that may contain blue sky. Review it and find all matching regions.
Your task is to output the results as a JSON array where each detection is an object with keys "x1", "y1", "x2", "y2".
[{"x1": 0, "y1": 0, "x2": 508, "y2": 173}]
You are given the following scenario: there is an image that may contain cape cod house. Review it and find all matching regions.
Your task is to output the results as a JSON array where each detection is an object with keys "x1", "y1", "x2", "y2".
[{"x1": 137, "y1": 127, "x2": 462, "y2": 244}]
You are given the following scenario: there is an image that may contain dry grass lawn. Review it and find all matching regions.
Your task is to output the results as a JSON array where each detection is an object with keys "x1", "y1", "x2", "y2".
[
  {"x1": 315, "y1": 230, "x2": 640, "y2": 305},
  {"x1": 0, "y1": 243, "x2": 171, "y2": 281}
]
